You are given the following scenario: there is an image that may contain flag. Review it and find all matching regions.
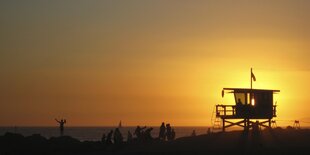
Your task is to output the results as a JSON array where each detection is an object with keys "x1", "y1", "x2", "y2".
[{"x1": 251, "y1": 70, "x2": 256, "y2": 81}]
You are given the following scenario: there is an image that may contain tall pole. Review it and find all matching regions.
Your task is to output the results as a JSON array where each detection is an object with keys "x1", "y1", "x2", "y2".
[{"x1": 251, "y1": 68, "x2": 252, "y2": 90}]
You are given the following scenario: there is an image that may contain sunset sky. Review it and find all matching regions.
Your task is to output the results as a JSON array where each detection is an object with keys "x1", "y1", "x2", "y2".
[{"x1": 1, "y1": 0, "x2": 310, "y2": 127}]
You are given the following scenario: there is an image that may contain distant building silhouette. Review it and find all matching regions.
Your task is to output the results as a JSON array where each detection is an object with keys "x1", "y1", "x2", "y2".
[{"x1": 293, "y1": 120, "x2": 300, "y2": 129}]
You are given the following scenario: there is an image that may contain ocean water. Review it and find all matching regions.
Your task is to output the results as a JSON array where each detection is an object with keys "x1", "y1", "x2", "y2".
[{"x1": 0, "y1": 126, "x2": 210, "y2": 141}]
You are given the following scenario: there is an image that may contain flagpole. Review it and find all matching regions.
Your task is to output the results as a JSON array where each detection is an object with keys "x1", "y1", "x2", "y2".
[
  {"x1": 251, "y1": 68, "x2": 252, "y2": 90},
  {"x1": 250, "y1": 68, "x2": 253, "y2": 107}
]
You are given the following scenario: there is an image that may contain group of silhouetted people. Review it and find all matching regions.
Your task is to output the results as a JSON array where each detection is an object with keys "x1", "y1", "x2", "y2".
[
  {"x1": 55, "y1": 118, "x2": 178, "y2": 145},
  {"x1": 102, "y1": 129, "x2": 124, "y2": 145},
  {"x1": 159, "y1": 122, "x2": 175, "y2": 141},
  {"x1": 100, "y1": 123, "x2": 177, "y2": 145},
  {"x1": 101, "y1": 128, "x2": 124, "y2": 145},
  {"x1": 134, "y1": 125, "x2": 154, "y2": 142},
  {"x1": 101, "y1": 125, "x2": 155, "y2": 145}
]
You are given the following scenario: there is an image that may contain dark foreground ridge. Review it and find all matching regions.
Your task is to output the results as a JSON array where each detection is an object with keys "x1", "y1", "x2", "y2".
[{"x1": 1, "y1": 127, "x2": 310, "y2": 155}]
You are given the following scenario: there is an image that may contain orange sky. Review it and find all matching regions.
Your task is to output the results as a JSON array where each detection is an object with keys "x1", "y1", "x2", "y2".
[{"x1": 0, "y1": 0, "x2": 310, "y2": 127}]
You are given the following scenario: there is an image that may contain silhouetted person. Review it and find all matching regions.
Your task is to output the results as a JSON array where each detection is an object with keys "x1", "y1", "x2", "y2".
[
  {"x1": 236, "y1": 98, "x2": 243, "y2": 116},
  {"x1": 191, "y1": 130, "x2": 196, "y2": 137},
  {"x1": 207, "y1": 128, "x2": 211, "y2": 134},
  {"x1": 171, "y1": 129, "x2": 176, "y2": 140},
  {"x1": 113, "y1": 128, "x2": 123, "y2": 145},
  {"x1": 159, "y1": 122, "x2": 166, "y2": 140},
  {"x1": 127, "y1": 131, "x2": 133, "y2": 142},
  {"x1": 55, "y1": 118, "x2": 66, "y2": 136},
  {"x1": 252, "y1": 121, "x2": 260, "y2": 135},
  {"x1": 144, "y1": 127, "x2": 153, "y2": 141},
  {"x1": 252, "y1": 121, "x2": 260, "y2": 146},
  {"x1": 237, "y1": 98, "x2": 242, "y2": 105},
  {"x1": 101, "y1": 133, "x2": 106, "y2": 144},
  {"x1": 106, "y1": 130, "x2": 113, "y2": 145},
  {"x1": 166, "y1": 124, "x2": 172, "y2": 141},
  {"x1": 134, "y1": 125, "x2": 146, "y2": 140}
]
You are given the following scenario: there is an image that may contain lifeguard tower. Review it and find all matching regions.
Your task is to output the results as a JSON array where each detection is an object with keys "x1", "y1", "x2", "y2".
[{"x1": 215, "y1": 69, "x2": 280, "y2": 131}]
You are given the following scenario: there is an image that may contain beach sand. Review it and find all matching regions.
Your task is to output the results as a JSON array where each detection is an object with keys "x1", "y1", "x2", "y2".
[{"x1": 1, "y1": 127, "x2": 309, "y2": 155}]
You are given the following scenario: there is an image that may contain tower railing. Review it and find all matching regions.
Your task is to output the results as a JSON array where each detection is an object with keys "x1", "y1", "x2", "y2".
[
  {"x1": 216, "y1": 105, "x2": 277, "y2": 118},
  {"x1": 216, "y1": 105, "x2": 236, "y2": 117}
]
